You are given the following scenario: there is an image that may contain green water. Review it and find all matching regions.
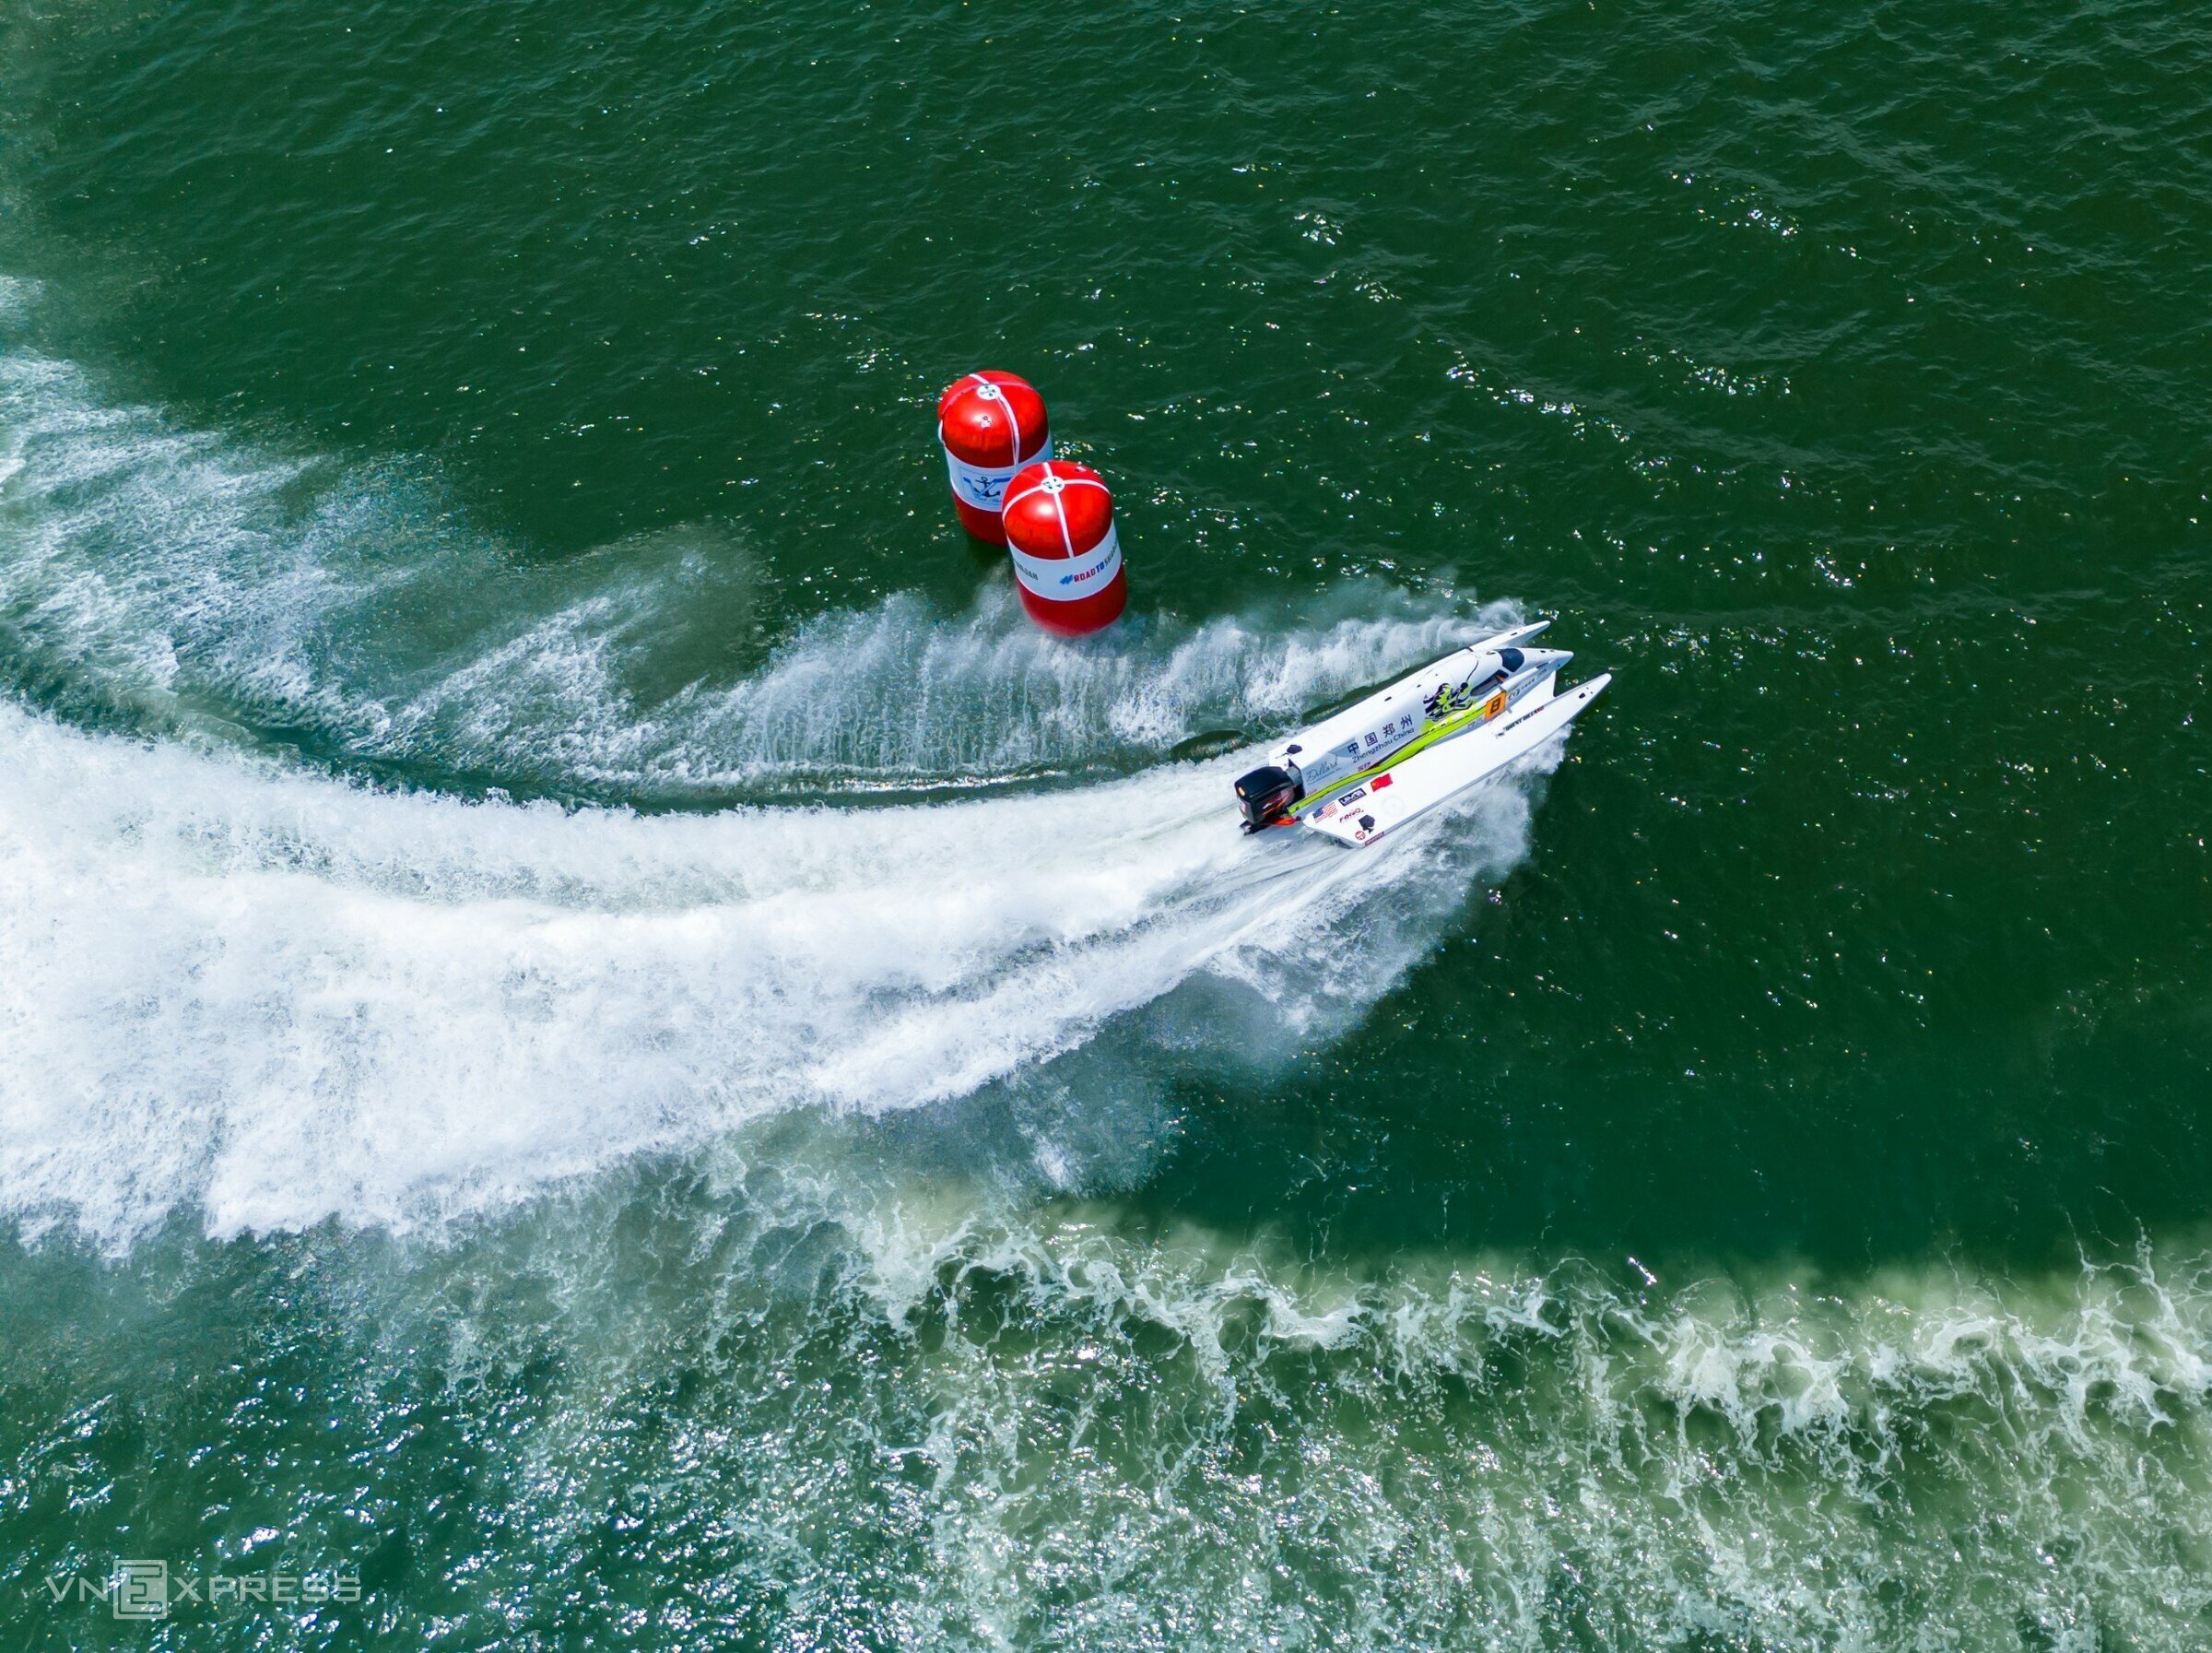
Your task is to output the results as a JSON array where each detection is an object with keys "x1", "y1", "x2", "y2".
[{"x1": 4, "y1": 0, "x2": 2211, "y2": 1646}]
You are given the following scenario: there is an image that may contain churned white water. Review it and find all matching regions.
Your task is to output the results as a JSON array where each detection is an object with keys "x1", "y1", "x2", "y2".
[
  {"x1": 0, "y1": 699, "x2": 1543, "y2": 1247},
  {"x1": 0, "y1": 331, "x2": 1508, "y2": 795},
  {"x1": 303, "y1": 1150, "x2": 2212, "y2": 1653},
  {"x1": 0, "y1": 301, "x2": 1566, "y2": 1247},
  {"x1": 6, "y1": 222, "x2": 2212, "y2": 1653}
]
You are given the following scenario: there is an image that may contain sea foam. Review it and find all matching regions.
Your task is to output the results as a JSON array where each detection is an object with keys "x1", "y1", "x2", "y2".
[
  {"x1": 0, "y1": 337, "x2": 1507, "y2": 799},
  {"x1": 0, "y1": 697, "x2": 1547, "y2": 1247},
  {"x1": 0, "y1": 304, "x2": 1568, "y2": 1246}
]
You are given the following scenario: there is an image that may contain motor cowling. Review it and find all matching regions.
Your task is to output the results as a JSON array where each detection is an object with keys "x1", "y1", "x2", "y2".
[{"x1": 1233, "y1": 763, "x2": 1303, "y2": 832}]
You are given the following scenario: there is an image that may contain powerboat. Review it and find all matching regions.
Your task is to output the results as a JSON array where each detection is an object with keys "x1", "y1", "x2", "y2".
[{"x1": 1232, "y1": 621, "x2": 1608, "y2": 847}]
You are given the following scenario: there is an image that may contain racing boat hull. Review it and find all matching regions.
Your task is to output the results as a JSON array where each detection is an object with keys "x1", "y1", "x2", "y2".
[{"x1": 1233, "y1": 621, "x2": 1607, "y2": 847}]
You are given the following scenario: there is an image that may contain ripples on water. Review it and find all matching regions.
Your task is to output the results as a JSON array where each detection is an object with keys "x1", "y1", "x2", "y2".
[{"x1": 5, "y1": 0, "x2": 2212, "y2": 1645}]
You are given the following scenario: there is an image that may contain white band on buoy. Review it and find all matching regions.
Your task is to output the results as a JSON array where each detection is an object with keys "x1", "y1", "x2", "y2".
[
  {"x1": 1007, "y1": 523, "x2": 1122, "y2": 600},
  {"x1": 942, "y1": 433, "x2": 1053, "y2": 511}
]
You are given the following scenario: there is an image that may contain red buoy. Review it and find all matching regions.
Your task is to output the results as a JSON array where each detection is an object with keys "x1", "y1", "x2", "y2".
[
  {"x1": 1000, "y1": 459, "x2": 1127, "y2": 635},
  {"x1": 937, "y1": 372, "x2": 1051, "y2": 544}
]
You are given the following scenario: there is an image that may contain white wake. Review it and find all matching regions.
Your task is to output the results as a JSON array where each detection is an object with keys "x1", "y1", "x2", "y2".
[
  {"x1": 0, "y1": 687, "x2": 1550, "y2": 1248},
  {"x1": 0, "y1": 277, "x2": 1554, "y2": 1248}
]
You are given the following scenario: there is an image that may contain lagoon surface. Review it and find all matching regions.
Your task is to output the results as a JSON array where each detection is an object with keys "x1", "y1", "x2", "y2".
[{"x1": 4, "y1": 1, "x2": 2211, "y2": 1646}]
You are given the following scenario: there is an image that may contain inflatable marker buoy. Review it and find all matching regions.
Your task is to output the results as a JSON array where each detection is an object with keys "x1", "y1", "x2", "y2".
[
  {"x1": 937, "y1": 372, "x2": 1051, "y2": 544},
  {"x1": 1001, "y1": 458, "x2": 1127, "y2": 636}
]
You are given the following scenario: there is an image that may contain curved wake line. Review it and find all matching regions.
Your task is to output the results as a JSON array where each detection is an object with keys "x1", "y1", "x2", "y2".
[
  {"x1": 0, "y1": 275, "x2": 1559, "y2": 1251},
  {"x1": 0, "y1": 701, "x2": 1550, "y2": 1250},
  {"x1": 0, "y1": 310, "x2": 1512, "y2": 799}
]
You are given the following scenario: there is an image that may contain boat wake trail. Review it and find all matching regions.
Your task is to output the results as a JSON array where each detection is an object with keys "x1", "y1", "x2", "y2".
[
  {"x1": 0, "y1": 703, "x2": 1545, "y2": 1248},
  {"x1": 0, "y1": 300, "x2": 1559, "y2": 1248},
  {"x1": 0, "y1": 301, "x2": 1499, "y2": 799}
]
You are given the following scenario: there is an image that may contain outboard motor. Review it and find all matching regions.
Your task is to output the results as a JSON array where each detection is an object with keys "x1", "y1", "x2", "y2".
[{"x1": 1233, "y1": 764, "x2": 1303, "y2": 833}]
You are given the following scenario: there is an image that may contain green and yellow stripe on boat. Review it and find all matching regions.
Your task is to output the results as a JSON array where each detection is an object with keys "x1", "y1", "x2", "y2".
[{"x1": 1303, "y1": 687, "x2": 1510, "y2": 813}]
